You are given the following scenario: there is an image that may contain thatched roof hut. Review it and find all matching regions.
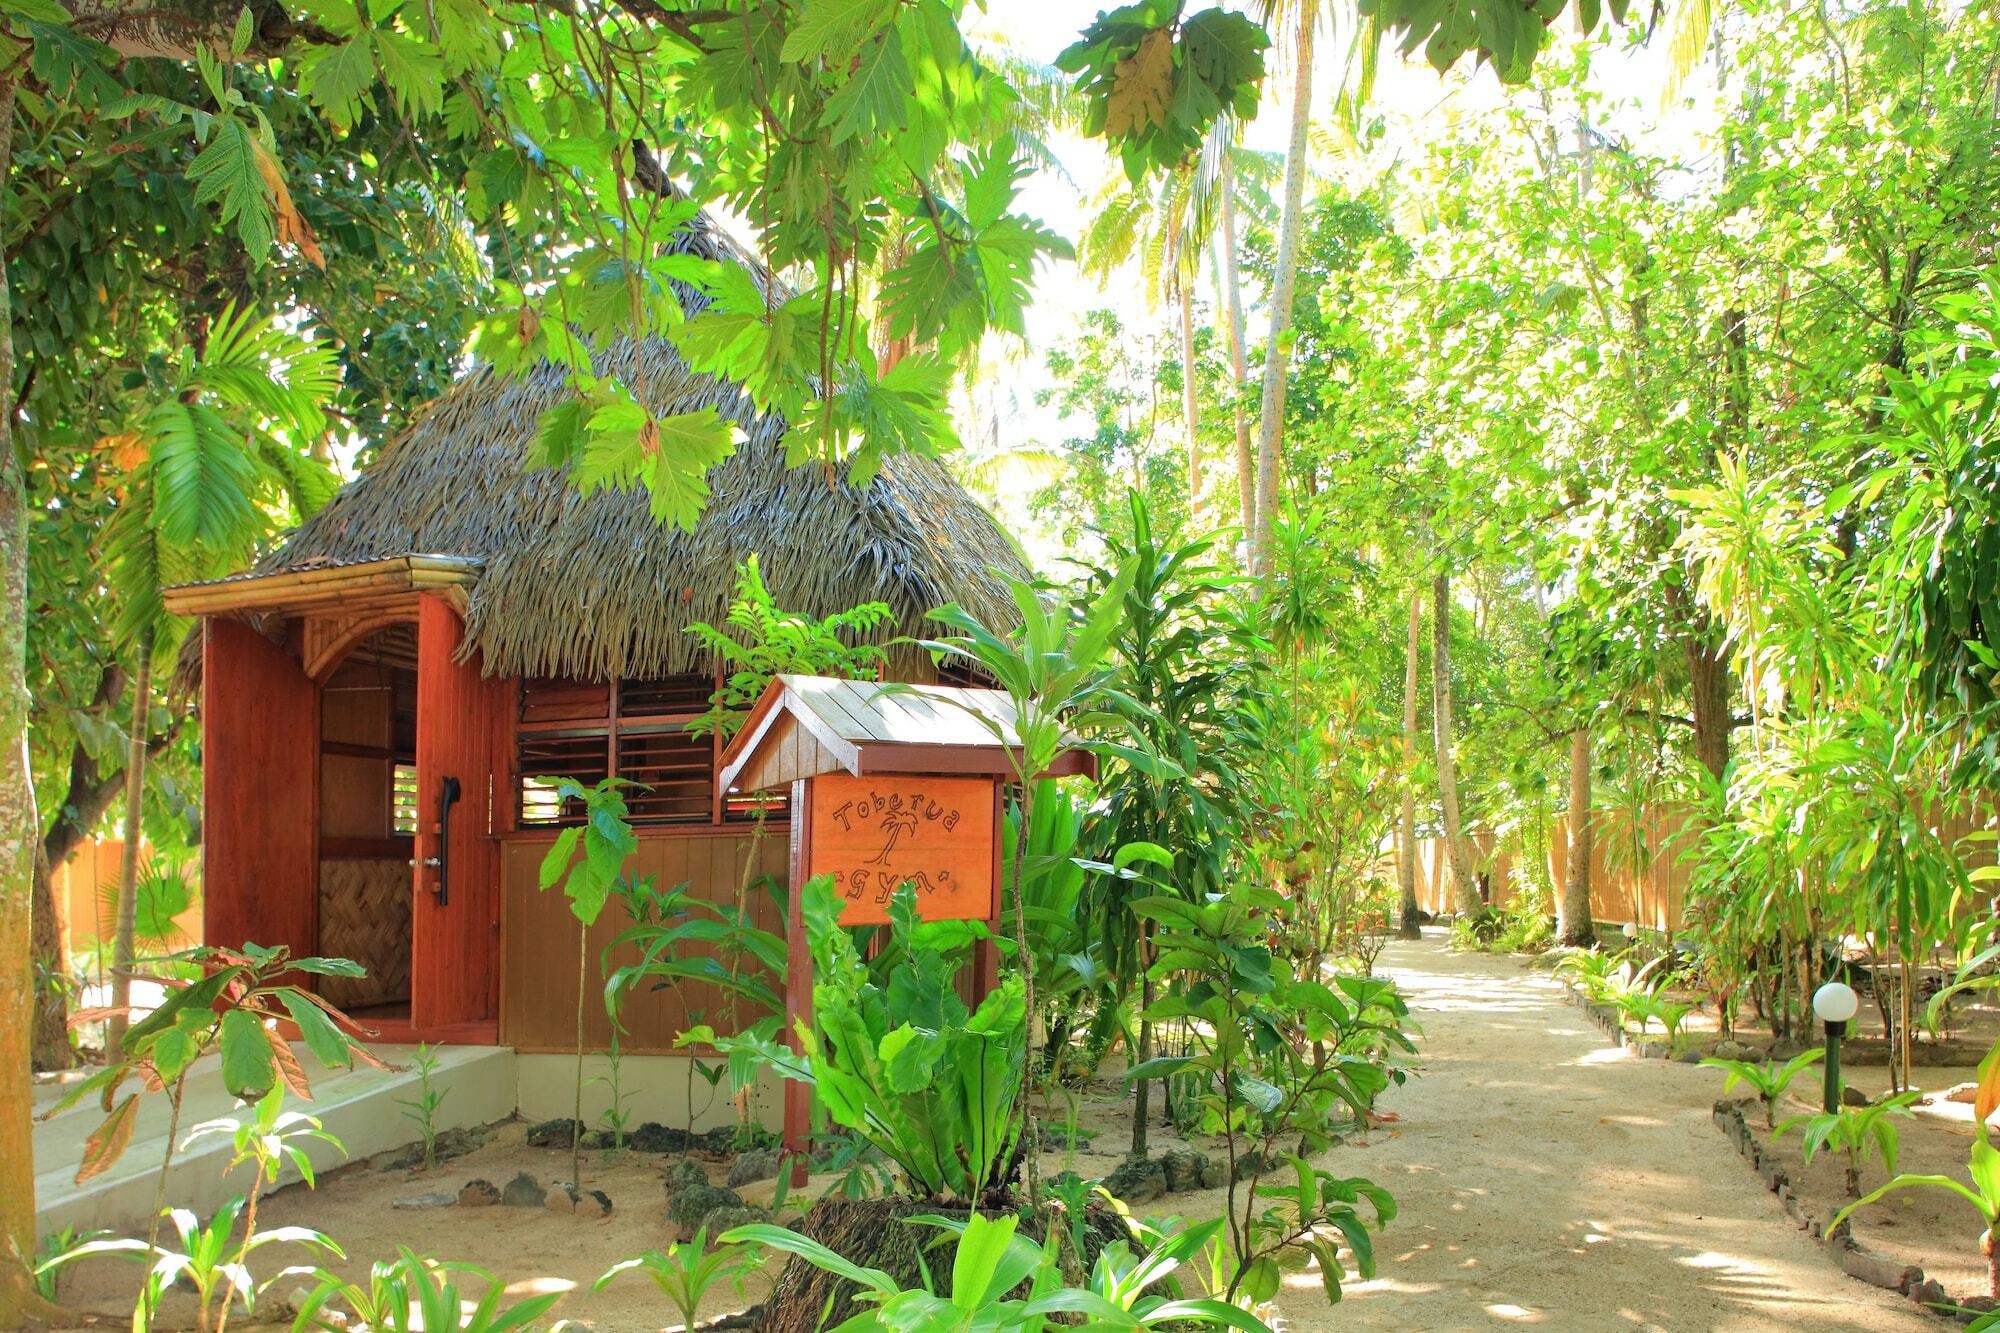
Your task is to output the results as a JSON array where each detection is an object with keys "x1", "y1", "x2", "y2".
[{"x1": 236, "y1": 214, "x2": 1029, "y2": 681}]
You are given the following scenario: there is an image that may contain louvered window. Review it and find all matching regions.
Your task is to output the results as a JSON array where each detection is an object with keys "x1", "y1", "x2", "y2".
[{"x1": 513, "y1": 674, "x2": 788, "y2": 828}]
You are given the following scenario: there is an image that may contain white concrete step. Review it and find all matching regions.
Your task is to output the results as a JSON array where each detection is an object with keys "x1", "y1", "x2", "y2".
[{"x1": 33, "y1": 1044, "x2": 516, "y2": 1239}]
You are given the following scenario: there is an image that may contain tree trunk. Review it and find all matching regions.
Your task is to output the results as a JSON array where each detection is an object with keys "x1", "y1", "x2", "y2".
[
  {"x1": 1249, "y1": 10, "x2": 1314, "y2": 576},
  {"x1": 1397, "y1": 590, "x2": 1422, "y2": 939},
  {"x1": 1432, "y1": 570, "x2": 1478, "y2": 916},
  {"x1": 1214, "y1": 164, "x2": 1254, "y2": 543},
  {"x1": 0, "y1": 77, "x2": 63, "y2": 1325},
  {"x1": 1685, "y1": 627, "x2": 1732, "y2": 786},
  {"x1": 1560, "y1": 725, "x2": 1596, "y2": 947},
  {"x1": 1130, "y1": 962, "x2": 1153, "y2": 1157},
  {"x1": 30, "y1": 841, "x2": 70, "y2": 1069},
  {"x1": 105, "y1": 625, "x2": 152, "y2": 1061},
  {"x1": 1178, "y1": 284, "x2": 1200, "y2": 527}
]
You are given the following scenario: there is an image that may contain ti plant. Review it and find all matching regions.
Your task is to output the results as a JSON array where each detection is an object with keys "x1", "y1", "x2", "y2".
[
  {"x1": 1701, "y1": 1049, "x2": 1826, "y2": 1130},
  {"x1": 1777, "y1": 1090, "x2": 1921, "y2": 1197},
  {"x1": 1126, "y1": 882, "x2": 1406, "y2": 1303},
  {"x1": 1832, "y1": 1123, "x2": 2000, "y2": 1299},
  {"x1": 721, "y1": 1212, "x2": 1278, "y2": 1331},
  {"x1": 594, "y1": 1227, "x2": 765, "y2": 1331},
  {"x1": 712, "y1": 879, "x2": 1026, "y2": 1203},
  {"x1": 294, "y1": 1248, "x2": 563, "y2": 1332}
]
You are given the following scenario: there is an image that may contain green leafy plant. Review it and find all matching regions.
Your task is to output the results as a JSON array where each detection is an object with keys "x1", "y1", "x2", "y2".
[
  {"x1": 1832, "y1": 1124, "x2": 2000, "y2": 1299},
  {"x1": 714, "y1": 879, "x2": 1026, "y2": 1203},
  {"x1": 911, "y1": 558, "x2": 1154, "y2": 1200},
  {"x1": 1701, "y1": 1049, "x2": 1827, "y2": 1130},
  {"x1": 722, "y1": 1212, "x2": 1277, "y2": 1331},
  {"x1": 684, "y1": 552, "x2": 892, "y2": 739},
  {"x1": 293, "y1": 1249, "x2": 563, "y2": 1332},
  {"x1": 1778, "y1": 1091, "x2": 1921, "y2": 1197},
  {"x1": 32, "y1": 1226, "x2": 119, "y2": 1302},
  {"x1": 396, "y1": 1042, "x2": 447, "y2": 1171},
  {"x1": 43, "y1": 1089, "x2": 346, "y2": 1333},
  {"x1": 591, "y1": 1033, "x2": 637, "y2": 1154},
  {"x1": 537, "y1": 774, "x2": 642, "y2": 1192},
  {"x1": 595, "y1": 1227, "x2": 765, "y2": 1330},
  {"x1": 1126, "y1": 881, "x2": 1405, "y2": 1302}
]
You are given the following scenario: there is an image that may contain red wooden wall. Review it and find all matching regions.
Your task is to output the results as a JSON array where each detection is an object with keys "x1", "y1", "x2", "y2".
[
  {"x1": 412, "y1": 597, "x2": 507, "y2": 1029},
  {"x1": 202, "y1": 619, "x2": 319, "y2": 960}
]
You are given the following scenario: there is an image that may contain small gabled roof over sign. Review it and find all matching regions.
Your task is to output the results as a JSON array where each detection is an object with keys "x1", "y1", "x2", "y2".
[{"x1": 716, "y1": 674, "x2": 1097, "y2": 796}]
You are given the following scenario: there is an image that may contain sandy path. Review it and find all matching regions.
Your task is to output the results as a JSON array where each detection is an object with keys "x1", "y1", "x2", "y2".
[{"x1": 1304, "y1": 934, "x2": 1934, "y2": 1332}]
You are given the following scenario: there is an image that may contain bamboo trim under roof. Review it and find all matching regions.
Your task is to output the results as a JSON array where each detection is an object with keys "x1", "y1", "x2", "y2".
[
  {"x1": 162, "y1": 554, "x2": 480, "y2": 617},
  {"x1": 183, "y1": 214, "x2": 1031, "y2": 681}
]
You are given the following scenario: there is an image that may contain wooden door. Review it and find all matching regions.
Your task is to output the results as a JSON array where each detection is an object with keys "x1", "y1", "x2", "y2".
[
  {"x1": 411, "y1": 597, "x2": 506, "y2": 1028},
  {"x1": 202, "y1": 619, "x2": 319, "y2": 961}
]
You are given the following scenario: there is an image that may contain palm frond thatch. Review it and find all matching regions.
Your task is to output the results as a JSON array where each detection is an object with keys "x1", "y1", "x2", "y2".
[{"x1": 253, "y1": 216, "x2": 1031, "y2": 681}]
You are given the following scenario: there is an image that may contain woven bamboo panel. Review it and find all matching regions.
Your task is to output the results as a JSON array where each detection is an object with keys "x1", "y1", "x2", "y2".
[{"x1": 317, "y1": 858, "x2": 412, "y2": 1009}]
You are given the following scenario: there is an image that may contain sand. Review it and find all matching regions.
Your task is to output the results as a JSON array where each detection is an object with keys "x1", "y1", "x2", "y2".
[{"x1": 45, "y1": 931, "x2": 1953, "y2": 1331}]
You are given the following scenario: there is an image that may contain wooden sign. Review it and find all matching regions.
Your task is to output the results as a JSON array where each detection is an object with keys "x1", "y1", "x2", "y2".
[{"x1": 806, "y1": 773, "x2": 996, "y2": 925}]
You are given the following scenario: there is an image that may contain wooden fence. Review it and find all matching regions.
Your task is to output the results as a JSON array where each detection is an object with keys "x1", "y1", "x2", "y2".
[
  {"x1": 1399, "y1": 803, "x2": 1996, "y2": 934},
  {"x1": 1399, "y1": 810, "x2": 1698, "y2": 933}
]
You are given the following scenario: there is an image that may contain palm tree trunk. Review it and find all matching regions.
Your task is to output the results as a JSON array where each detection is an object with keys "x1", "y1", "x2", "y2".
[
  {"x1": 1560, "y1": 724, "x2": 1596, "y2": 947},
  {"x1": 1432, "y1": 570, "x2": 1478, "y2": 916},
  {"x1": 106, "y1": 625, "x2": 152, "y2": 1061},
  {"x1": 1214, "y1": 163, "x2": 1255, "y2": 541},
  {"x1": 1398, "y1": 590, "x2": 1423, "y2": 939},
  {"x1": 0, "y1": 76, "x2": 63, "y2": 1326},
  {"x1": 1178, "y1": 284, "x2": 1201, "y2": 526},
  {"x1": 1250, "y1": 9, "x2": 1315, "y2": 576}
]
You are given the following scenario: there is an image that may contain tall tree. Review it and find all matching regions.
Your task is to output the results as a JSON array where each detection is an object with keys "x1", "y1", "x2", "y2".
[
  {"x1": 1249, "y1": 2, "x2": 1316, "y2": 574},
  {"x1": 0, "y1": 68, "x2": 52, "y2": 1326},
  {"x1": 1397, "y1": 588, "x2": 1423, "y2": 938},
  {"x1": 1432, "y1": 568, "x2": 1479, "y2": 915},
  {"x1": 1560, "y1": 723, "x2": 1595, "y2": 946}
]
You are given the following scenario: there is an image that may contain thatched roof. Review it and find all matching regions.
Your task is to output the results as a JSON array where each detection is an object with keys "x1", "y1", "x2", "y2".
[{"x1": 250, "y1": 216, "x2": 1030, "y2": 681}]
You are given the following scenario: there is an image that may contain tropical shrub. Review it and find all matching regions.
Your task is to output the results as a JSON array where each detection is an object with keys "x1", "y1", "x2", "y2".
[
  {"x1": 716, "y1": 879, "x2": 1027, "y2": 1202},
  {"x1": 1701, "y1": 1049, "x2": 1827, "y2": 1130},
  {"x1": 723, "y1": 1212, "x2": 1278, "y2": 1331},
  {"x1": 1777, "y1": 1091, "x2": 1921, "y2": 1197},
  {"x1": 1832, "y1": 1123, "x2": 2000, "y2": 1299},
  {"x1": 294, "y1": 1249, "x2": 563, "y2": 1332},
  {"x1": 1126, "y1": 881, "x2": 1406, "y2": 1302}
]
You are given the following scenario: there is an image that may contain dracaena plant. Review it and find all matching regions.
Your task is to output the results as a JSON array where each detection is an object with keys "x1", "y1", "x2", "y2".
[{"x1": 713, "y1": 878, "x2": 1026, "y2": 1203}]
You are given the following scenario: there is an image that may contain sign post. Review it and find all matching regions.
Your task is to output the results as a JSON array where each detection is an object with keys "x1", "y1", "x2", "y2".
[{"x1": 716, "y1": 675, "x2": 1095, "y2": 1184}]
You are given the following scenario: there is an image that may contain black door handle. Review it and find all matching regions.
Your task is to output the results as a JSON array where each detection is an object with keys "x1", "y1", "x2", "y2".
[{"x1": 436, "y1": 775, "x2": 462, "y2": 906}]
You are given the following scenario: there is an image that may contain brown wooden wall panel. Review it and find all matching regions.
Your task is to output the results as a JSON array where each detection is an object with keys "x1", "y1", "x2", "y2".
[
  {"x1": 412, "y1": 597, "x2": 508, "y2": 1028},
  {"x1": 499, "y1": 828, "x2": 790, "y2": 1052},
  {"x1": 202, "y1": 619, "x2": 319, "y2": 960}
]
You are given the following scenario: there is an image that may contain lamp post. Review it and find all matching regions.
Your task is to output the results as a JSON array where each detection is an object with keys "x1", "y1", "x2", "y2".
[{"x1": 1813, "y1": 980, "x2": 1859, "y2": 1114}]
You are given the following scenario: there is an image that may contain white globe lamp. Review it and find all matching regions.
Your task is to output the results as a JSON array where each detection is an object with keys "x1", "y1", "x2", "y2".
[{"x1": 1812, "y1": 979, "x2": 1859, "y2": 1112}]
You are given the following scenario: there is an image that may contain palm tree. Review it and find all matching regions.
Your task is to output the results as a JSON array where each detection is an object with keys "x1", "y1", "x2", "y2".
[
  {"x1": 1248, "y1": 0, "x2": 1322, "y2": 576},
  {"x1": 1080, "y1": 123, "x2": 1276, "y2": 534},
  {"x1": 101, "y1": 306, "x2": 337, "y2": 1058}
]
